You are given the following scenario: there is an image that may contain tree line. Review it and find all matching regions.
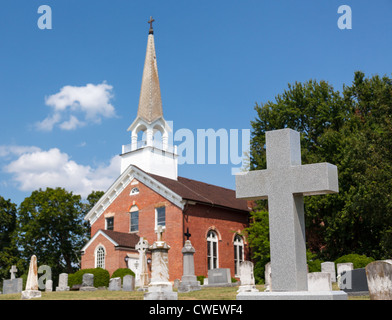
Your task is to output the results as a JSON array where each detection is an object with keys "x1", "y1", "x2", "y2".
[
  {"x1": 0, "y1": 188, "x2": 103, "y2": 283},
  {"x1": 246, "y1": 71, "x2": 392, "y2": 280}
]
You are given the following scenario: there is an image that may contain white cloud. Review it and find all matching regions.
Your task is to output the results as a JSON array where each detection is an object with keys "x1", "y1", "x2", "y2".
[
  {"x1": 0, "y1": 145, "x2": 41, "y2": 158},
  {"x1": 4, "y1": 147, "x2": 120, "y2": 198},
  {"x1": 36, "y1": 82, "x2": 116, "y2": 131}
]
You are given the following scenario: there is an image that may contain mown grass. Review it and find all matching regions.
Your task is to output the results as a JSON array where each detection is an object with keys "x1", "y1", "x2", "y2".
[{"x1": 0, "y1": 284, "x2": 369, "y2": 300}]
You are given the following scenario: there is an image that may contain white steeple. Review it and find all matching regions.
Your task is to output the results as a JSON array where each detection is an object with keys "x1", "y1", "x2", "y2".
[{"x1": 120, "y1": 17, "x2": 178, "y2": 180}]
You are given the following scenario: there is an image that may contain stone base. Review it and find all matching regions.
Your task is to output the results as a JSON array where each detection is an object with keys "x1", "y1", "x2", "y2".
[
  {"x1": 236, "y1": 290, "x2": 348, "y2": 300},
  {"x1": 56, "y1": 286, "x2": 70, "y2": 291},
  {"x1": 178, "y1": 282, "x2": 202, "y2": 293},
  {"x1": 21, "y1": 290, "x2": 42, "y2": 299},
  {"x1": 144, "y1": 282, "x2": 178, "y2": 300},
  {"x1": 79, "y1": 286, "x2": 97, "y2": 291},
  {"x1": 237, "y1": 285, "x2": 259, "y2": 293}
]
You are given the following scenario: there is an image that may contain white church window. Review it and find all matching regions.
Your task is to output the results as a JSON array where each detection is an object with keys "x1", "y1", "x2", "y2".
[
  {"x1": 130, "y1": 187, "x2": 139, "y2": 195},
  {"x1": 95, "y1": 246, "x2": 105, "y2": 269},
  {"x1": 234, "y1": 234, "x2": 244, "y2": 276},
  {"x1": 207, "y1": 230, "x2": 218, "y2": 270}
]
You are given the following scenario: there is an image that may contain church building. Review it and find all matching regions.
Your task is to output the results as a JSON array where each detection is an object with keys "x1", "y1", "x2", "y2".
[{"x1": 81, "y1": 19, "x2": 252, "y2": 282}]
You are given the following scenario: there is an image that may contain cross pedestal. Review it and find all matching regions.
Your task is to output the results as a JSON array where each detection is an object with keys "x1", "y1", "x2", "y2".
[{"x1": 236, "y1": 128, "x2": 347, "y2": 300}]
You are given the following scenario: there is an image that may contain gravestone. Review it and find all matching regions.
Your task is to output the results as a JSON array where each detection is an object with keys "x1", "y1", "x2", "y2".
[
  {"x1": 144, "y1": 226, "x2": 177, "y2": 300},
  {"x1": 264, "y1": 262, "x2": 271, "y2": 292},
  {"x1": 341, "y1": 268, "x2": 369, "y2": 295},
  {"x1": 236, "y1": 128, "x2": 347, "y2": 300},
  {"x1": 135, "y1": 237, "x2": 150, "y2": 289},
  {"x1": 178, "y1": 238, "x2": 201, "y2": 293},
  {"x1": 123, "y1": 275, "x2": 135, "y2": 291},
  {"x1": 307, "y1": 272, "x2": 332, "y2": 291},
  {"x1": 45, "y1": 279, "x2": 53, "y2": 292},
  {"x1": 237, "y1": 261, "x2": 259, "y2": 293},
  {"x1": 56, "y1": 273, "x2": 70, "y2": 291},
  {"x1": 80, "y1": 273, "x2": 97, "y2": 291},
  {"x1": 108, "y1": 277, "x2": 121, "y2": 291},
  {"x1": 2, "y1": 265, "x2": 23, "y2": 295},
  {"x1": 321, "y1": 262, "x2": 336, "y2": 283},
  {"x1": 366, "y1": 260, "x2": 392, "y2": 300},
  {"x1": 206, "y1": 268, "x2": 233, "y2": 287},
  {"x1": 21, "y1": 255, "x2": 42, "y2": 299}
]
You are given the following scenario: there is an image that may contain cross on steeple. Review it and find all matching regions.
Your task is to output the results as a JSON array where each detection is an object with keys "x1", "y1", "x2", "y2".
[
  {"x1": 184, "y1": 227, "x2": 191, "y2": 240},
  {"x1": 148, "y1": 16, "x2": 155, "y2": 34}
]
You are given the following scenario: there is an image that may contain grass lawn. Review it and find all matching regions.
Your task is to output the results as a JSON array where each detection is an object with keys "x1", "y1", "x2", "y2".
[{"x1": 0, "y1": 284, "x2": 369, "y2": 300}]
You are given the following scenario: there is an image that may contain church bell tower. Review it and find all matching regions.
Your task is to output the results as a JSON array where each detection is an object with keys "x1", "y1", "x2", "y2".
[{"x1": 120, "y1": 17, "x2": 178, "y2": 180}]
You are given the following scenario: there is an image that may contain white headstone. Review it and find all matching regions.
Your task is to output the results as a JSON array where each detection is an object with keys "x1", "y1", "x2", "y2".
[
  {"x1": 56, "y1": 273, "x2": 70, "y2": 291},
  {"x1": 307, "y1": 272, "x2": 332, "y2": 291},
  {"x1": 366, "y1": 260, "x2": 392, "y2": 300},
  {"x1": 321, "y1": 262, "x2": 336, "y2": 282},
  {"x1": 10, "y1": 265, "x2": 17, "y2": 280},
  {"x1": 135, "y1": 237, "x2": 150, "y2": 288},
  {"x1": 237, "y1": 261, "x2": 259, "y2": 293}
]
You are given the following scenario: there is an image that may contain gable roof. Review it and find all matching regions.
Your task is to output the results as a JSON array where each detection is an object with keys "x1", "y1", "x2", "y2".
[
  {"x1": 149, "y1": 173, "x2": 249, "y2": 212},
  {"x1": 84, "y1": 164, "x2": 250, "y2": 225},
  {"x1": 81, "y1": 229, "x2": 140, "y2": 252}
]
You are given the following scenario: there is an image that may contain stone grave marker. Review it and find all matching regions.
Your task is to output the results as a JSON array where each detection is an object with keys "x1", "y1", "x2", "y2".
[
  {"x1": 56, "y1": 273, "x2": 70, "y2": 291},
  {"x1": 341, "y1": 268, "x2": 369, "y2": 295},
  {"x1": 207, "y1": 268, "x2": 233, "y2": 286},
  {"x1": 236, "y1": 128, "x2": 347, "y2": 300},
  {"x1": 80, "y1": 273, "x2": 97, "y2": 291},
  {"x1": 237, "y1": 261, "x2": 259, "y2": 293},
  {"x1": 321, "y1": 262, "x2": 336, "y2": 283},
  {"x1": 307, "y1": 272, "x2": 332, "y2": 291},
  {"x1": 366, "y1": 260, "x2": 392, "y2": 300},
  {"x1": 178, "y1": 237, "x2": 201, "y2": 293},
  {"x1": 123, "y1": 275, "x2": 135, "y2": 291},
  {"x1": 2, "y1": 265, "x2": 23, "y2": 295},
  {"x1": 108, "y1": 277, "x2": 121, "y2": 291},
  {"x1": 21, "y1": 255, "x2": 42, "y2": 299}
]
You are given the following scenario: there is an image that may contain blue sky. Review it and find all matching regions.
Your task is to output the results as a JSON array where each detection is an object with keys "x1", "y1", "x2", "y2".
[{"x1": 1, "y1": 0, "x2": 391, "y2": 205}]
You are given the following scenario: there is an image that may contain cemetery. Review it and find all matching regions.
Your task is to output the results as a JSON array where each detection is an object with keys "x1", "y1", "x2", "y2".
[{"x1": 1, "y1": 7, "x2": 391, "y2": 304}]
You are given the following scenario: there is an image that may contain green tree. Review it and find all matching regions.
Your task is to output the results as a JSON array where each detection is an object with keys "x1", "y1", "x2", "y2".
[
  {"x1": 249, "y1": 71, "x2": 392, "y2": 262},
  {"x1": 16, "y1": 187, "x2": 88, "y2": 274},
  {"x1": 0, "y1": 196, "x2": 23, "y2": 281}
]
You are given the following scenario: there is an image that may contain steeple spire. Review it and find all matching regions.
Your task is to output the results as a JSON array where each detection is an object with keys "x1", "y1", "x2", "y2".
[{"x1": 132, "y1": 17, "x2": 163, "y2": 125}]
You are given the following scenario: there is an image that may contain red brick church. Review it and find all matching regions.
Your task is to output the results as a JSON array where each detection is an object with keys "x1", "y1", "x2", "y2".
[{"x1": 81, "y1": 19, "x2": 252, "y2": 281}]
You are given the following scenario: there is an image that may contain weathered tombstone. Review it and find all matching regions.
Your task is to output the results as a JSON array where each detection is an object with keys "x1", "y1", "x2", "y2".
[
  {"x1": 80, "y1": 273, "x2": 97, "y2": 291},
  {"x1": 341, "y1": 268, "x2": 368, "y2": 295},
  {"x1": 178, "y1": 238, "x2": 201, "y2": 293},
  {"x1": 108, "y1": 277, "x2": 121, "y2": 291},
  {"x1": 366, "y1": 260, "x2": 392, "y2": 300},
  {"x1": 144, "y1": 226, "x2": 177, "y2": 300},
  {"x1": 237, "y1": 261, "x2": 259, "y2": 293},
  {"x1": 56, "y1": 273, "x2": 70, "y2": 291},
  {"x1": 236, "y1": 128, "x2": 347, "y2": 300},
  {"x1": 45, "y1": 279, "x2": 53, "y2": 292},
  {"x1": 21, "y1": 255, "x2": 42, "y2": 299},
  {"x1": 321, "y1": 262, "x2": 336, "y2": 283},
  {"x1": 135, "y1": 237, "x2": 150, "y2": 290},
  {"x1": 207, "y1": 268, "x2": 232, "y2": 286},
  {"x1": 264, "y1": 262, "x2": 271, "y2": 292},
  {"x1": 2, "y1": 265, "x2": 23, "y2": 295},
  {"x1": 123, "y1": 275, "x2": 135, "y2": 291},
  {"x1": 307, "y1": 272, "x2": 332, "y2": 291},
  {"x1": 3, "y1": 278, "x2": 23, "y2": 295}
]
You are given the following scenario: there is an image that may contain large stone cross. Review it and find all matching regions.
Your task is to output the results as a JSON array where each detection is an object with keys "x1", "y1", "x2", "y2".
[
  {"x1": 156, "y1": 225, "x2": 164, "y2": 242},
  {"x1": 236, "y1": 128, "x2": 338, "y2": 291}
]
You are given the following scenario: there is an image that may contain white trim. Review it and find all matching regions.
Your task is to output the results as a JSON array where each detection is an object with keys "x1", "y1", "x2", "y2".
[
  {"x1": 94, "y1": 245, "x2": 106, "y2": 269},
  {"x1": 84, "y1": 165, "x2": 184, "y2": 226},
  {"x1": 81, "y1": 230, "x2": 119, "y2": 253}
]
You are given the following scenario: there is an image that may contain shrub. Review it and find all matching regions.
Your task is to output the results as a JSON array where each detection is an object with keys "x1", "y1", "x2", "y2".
[
  {"x1": 111, "y1": 268, "x2": 135, "y2": 280},
  {"x1": 334, "y1": 254, "x2": 375, "y2": 269},
  {"x1": 197, "y1": 275, "x2": 206, "y2": 285},
  {"x1": 68, "y1": 268, "x2": 110, "y2": 288}
]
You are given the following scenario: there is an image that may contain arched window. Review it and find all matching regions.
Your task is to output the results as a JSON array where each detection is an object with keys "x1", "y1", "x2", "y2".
[
  {"x1": 234, "y1": 234, "x2": 244, "y2": 276},
  {"x1": 95, "y1": 246, "x2": 105, "y2": 269},
  {"x1": 130, "y1": 187, "x2": 139, "y2": 195},
  {"x1": 207, "y1": 230, "x2": 218, "y2": 270}
]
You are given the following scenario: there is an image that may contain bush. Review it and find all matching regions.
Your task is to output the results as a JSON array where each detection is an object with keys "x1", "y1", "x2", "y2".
[
  {"x1": 334, "y1": 254, "x2": 375, "y2": 269},
  {"x1": 68, "y1": 268, "x2": 110, "y2": 288},
  {"x1": 111, "y1": 268, "x2": 135, "y2": 280},
  {"x1": 197, "y1": 275, "x2": 206, "y2": 285}
]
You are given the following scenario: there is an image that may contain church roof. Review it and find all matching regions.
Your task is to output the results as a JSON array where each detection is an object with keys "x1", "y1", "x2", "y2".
[
  {"x1": 149, "y1": 173, "x2": 250, "y2": 212},
  {"x1": 100, "y1": 229, "x2": 140, "y2": 248}
]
